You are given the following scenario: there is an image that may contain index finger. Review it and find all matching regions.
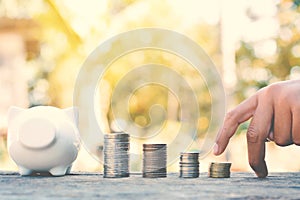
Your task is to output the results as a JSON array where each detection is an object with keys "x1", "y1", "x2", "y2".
[{"x1": 214, "y1": 94, "x2": 258, "y2": 155}]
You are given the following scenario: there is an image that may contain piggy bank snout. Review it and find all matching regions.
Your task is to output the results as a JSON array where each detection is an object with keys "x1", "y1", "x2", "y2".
[{"x1": 18, "y1": 118, "x2": 56, "y2": 149}]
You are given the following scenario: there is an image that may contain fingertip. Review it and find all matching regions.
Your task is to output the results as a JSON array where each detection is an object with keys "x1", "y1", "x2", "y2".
[
  {"x1": 255, "y1": 166, "x2": 268, "y2": 178},
  {"x1": 213, "y1": 143, "x2": 219, "y2": 155},
  {"x1": 250, "y1": 160, "x2": 268, "y2": 178},
  {"x1": 213, "y1": 140, "x2": 228, "y2": 156},
  {"x1": 256, "y1": 171, "x2": 268, "y2": 178}
]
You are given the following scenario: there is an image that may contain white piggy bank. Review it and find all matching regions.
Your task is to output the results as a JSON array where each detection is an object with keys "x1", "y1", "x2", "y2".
[{"x1": 7, "y1": 106, "x2": 80, "y2": 176}]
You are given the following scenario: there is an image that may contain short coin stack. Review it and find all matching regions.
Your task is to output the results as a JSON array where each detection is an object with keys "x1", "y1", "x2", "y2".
[
  {"x1": 143, "y1": 144, "x2": 167, "y2": 178},
  {"x1": 208, "y1": 162, "x2": 231, "y2": 178},
  {"x1": 179, "y1": 152, "x2": 199, "y2": 178},
  {"x1": 103, "y1": 133, "x2": 130, "y2": 178}
]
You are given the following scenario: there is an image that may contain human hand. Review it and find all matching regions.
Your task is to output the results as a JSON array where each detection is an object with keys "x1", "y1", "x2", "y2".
[{"x1": 214, "y1": 79, "x2": 300, "y2": 178}]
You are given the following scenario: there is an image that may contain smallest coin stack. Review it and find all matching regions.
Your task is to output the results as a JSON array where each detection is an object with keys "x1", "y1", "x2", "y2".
[
  {"x1": 208, "y1": 162, "x2": 231, "y2": 178},
  {"x1": 179, "y1": 152, "x2": 199, "y2": 178},
  {"x1": 143, "y1": 144, "x2": 167, "y2": 178}
]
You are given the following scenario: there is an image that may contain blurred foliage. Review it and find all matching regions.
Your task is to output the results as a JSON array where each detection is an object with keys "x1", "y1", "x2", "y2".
[
  {"x1": 235, "y1": 0, "x2": 300, "y2": 99},
  {"x1": 0, "y1": 0, "x2": 220, "y2": 142},
  {"x1": 1, "y1": 0, "x2": 300, "y2": 137},
  {"x1": 233, "y1": 0, "x2": 300, "y2": 134}
]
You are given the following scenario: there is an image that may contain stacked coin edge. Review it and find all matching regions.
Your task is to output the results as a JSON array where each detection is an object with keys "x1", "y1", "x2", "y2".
[
  {"x1": 179, "y1": 152, "x2": 200, "y2": 178},
  {"x1": 103, "y1": 133, "x2": 130, "y2": 178},
  {"x1": 143, "y1": 144, "x2": 167, "y2": 178},
  {"x1": 209, "y1": 162, "x2": 231, "y2": 178}
]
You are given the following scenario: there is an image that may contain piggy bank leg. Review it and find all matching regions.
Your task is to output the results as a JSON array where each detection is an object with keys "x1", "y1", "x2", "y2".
[
  {"x1": 18, "y1": 166, "x2": 33, "y2": 176},
  {"x1": 66, "y1": 165, "x2": 72, "y2": 174},
  {"x1": 49, "y1": 166, "x2": 68, "y2": 176}
]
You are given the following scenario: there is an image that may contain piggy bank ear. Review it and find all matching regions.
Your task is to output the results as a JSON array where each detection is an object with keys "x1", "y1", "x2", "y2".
[
  {"x1": 64, "y1": 107, "x2": 79, "y2": 126},
  {"x1": 8, "y1": 106, "x2": 24, "y2": 124}
]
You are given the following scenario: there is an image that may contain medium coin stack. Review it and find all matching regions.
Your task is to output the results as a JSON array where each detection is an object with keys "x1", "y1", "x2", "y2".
[
  {"x1": 208, "y1": 162, "x2": 231, "y2": 178},
  {"x1": 143, "y1": 144, "x2": 167, "y2": 178},
  {"x1": 103, "y1": 133, "x2": 130, "y2": 178},
  {"x1": 179, "y1": 152, "x2": 199, "y2": 178}
]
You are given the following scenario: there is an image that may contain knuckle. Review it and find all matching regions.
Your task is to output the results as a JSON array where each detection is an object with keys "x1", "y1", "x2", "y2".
[
  {"x1": 224, "y1": 110, "x2": 237, "y2": 123},
  {"x1": 246, "y1": 126, "x2": 259, "y2": 143},
  {"x1": 291, "y1": 104, "x2": 300, "y2": 112},
  {"x1": 266, "y1": 83, "x2": 281, "y2": 94},
  {"x1": 293, "y1": 141, "x2": 300, "y2": 146},
  {"x1": 259, "y1": 83, "x2": 280, "y2": 100},
  {"x1": 292, "y1": 136, "x2": 300, "y2": 146},
  {"x1": 274, "y1": 137, "x2": 291, "y2": 146}
]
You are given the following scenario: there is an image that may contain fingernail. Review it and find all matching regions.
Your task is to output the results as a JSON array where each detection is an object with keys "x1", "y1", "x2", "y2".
[{"x1": 213, "y1": 143, "x2": 219, "y2": 155}]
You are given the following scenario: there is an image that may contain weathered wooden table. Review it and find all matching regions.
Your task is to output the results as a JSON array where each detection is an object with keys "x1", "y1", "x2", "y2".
[{"x1": 0, "y1": 171, "x2": 299, "y2": 199}]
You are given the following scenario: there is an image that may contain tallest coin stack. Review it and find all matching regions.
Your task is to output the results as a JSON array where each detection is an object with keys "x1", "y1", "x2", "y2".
[{"x1": 103, "y1": 133, "x2": 130, "y2": 178}]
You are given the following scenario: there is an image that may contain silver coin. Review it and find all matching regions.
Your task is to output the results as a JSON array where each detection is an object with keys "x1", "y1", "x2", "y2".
[
  {"x1": 179, "y1": 152, "x2": 200, "y2": 178},
  {"x1": 179, "y1": 152, "x2": 199, "y2": 158},
  {"x1": 143, "y1": 144, "x2": 166, "y2": 147},
  {"x1": 103, "y1": 133, "x2": 130, "y2": 178},
  {"x1": 143, "y1": 144, "x2": 167, "y2": 178},
  {"x1": 208, "y1": 162, "x2": 231, "y2": 178}
]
